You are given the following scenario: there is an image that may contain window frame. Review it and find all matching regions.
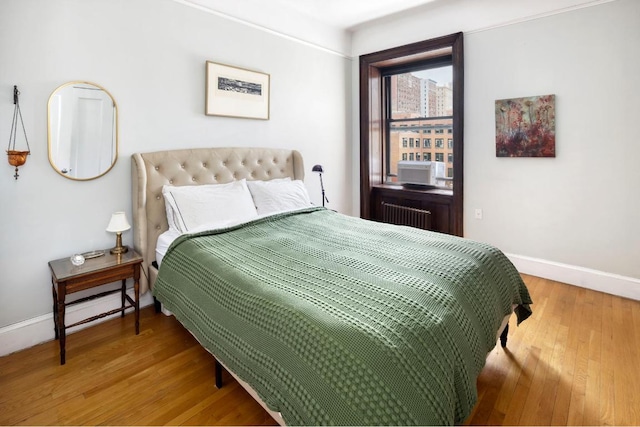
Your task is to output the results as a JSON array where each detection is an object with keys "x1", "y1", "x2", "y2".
[{"x1": 359, "y1": 32, "x2": 464, "y2": 236}]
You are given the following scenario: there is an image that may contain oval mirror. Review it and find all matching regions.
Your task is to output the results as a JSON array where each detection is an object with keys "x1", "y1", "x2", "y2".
[{"x1": 47, "y1": 81, "x2": 118, "y2": 180}]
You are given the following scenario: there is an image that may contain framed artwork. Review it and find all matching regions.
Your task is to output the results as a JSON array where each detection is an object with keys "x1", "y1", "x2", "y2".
[
  {"x1": 495, "y1": 94, "x2": 555, "y2": 157},
  {"x1": 205, "y1": 61, "x2": 270, "y2": 120}
]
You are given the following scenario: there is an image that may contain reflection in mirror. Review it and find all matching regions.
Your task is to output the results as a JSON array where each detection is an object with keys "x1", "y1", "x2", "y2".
[{"x1": 48, "y1": 82, "x2": 118, "y2": 180}]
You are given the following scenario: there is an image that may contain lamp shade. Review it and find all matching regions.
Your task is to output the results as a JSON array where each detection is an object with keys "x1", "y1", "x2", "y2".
[
  {"x1": 106, "y1": 212, "x2": 131, "y2": 233},
  {"x1": 312, "y1": 164, "x2": 324, "y2": 173}
]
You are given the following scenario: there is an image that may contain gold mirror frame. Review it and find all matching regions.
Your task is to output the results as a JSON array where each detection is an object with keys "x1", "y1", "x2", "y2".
[{"x1": 47, "y1": 81, "x2": 118, "y2": 181}]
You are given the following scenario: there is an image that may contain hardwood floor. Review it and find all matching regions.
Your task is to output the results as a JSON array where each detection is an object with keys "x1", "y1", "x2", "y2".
[
  {"x1": 466, "y1": 274, "x2": 640, "y2": 426},
  {"x1": 1, "y1": 274, "x2": 639, "y2": 425}
]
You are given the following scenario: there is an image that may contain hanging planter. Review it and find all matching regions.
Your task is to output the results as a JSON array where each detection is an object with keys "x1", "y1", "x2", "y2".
[
  {"x1": 7, "y1": 85, "x2": 31, "y2": 180},
  {"x1": 7, "y1": 150, "x2": 29, "y2": 167}
]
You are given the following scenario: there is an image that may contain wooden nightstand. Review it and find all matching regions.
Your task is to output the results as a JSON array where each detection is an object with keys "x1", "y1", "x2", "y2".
[{"x1": 48, "y1": 249, "x2": 143, "y2": 365}]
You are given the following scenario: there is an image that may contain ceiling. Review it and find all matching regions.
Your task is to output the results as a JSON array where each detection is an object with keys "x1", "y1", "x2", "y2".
[
  {"x1": 182, "y1": 0, "x2": 441, "y2": 30},
  {"x1": 177, "y1": 0, "x2": 612, "y2": 55},
  {"x1": 263, "y1": 0, "x2": 440, "y2": 29}
]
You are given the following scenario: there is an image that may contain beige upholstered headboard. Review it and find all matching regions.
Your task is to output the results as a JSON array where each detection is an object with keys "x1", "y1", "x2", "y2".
[{"x1": 131, "y1": 147, "x2": 305, "y2": 293}]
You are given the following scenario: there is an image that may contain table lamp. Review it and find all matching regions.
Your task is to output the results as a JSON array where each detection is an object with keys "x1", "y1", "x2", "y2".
[{"x1": 106, "y1": 212, "x2": 131, "y2": 254}]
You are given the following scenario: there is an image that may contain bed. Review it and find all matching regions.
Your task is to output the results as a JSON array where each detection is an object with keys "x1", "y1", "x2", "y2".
[{"x1": 131, "y1": 147, "x2": 532, "y2": 426}]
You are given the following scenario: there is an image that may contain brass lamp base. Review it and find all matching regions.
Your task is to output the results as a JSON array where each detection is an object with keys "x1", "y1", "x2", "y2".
[
  {"x1": 110, "y1": 245, "x2": 129, "y2": 255},
  {"x1": 110, "y1": 232, "x2": 129, "y2": 255}
]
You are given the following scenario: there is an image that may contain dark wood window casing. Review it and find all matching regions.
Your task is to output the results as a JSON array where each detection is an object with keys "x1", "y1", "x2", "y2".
[{"x1": 359, "y1": 32, "x2": 464, "y2": 236}]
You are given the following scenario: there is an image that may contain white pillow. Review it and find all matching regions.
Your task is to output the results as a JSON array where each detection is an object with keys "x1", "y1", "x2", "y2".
[
  {"x1": 162, "y1": 180, "x2": 258, "y2": 233},
  {"x1": 163, "y1": 193, "x2": 180, "y2": 232},
  {"x1": 247, "y1": 179, "x2": 312, "y2": 215},
  {"x1": 261, "y1": 177, "x2": 291, "y2": 183}
]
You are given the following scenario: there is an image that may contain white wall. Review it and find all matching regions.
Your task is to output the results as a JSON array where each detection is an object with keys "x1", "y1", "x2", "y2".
[
  {"x1": 352, "y1": 0, "x2": 640, "y2": 293},
  {"x1": 464, "y1": 1, "x2": 639, "y2": 278},
  {"x1": 0, "y1": 0, "x2": 352, "y2": 331}
]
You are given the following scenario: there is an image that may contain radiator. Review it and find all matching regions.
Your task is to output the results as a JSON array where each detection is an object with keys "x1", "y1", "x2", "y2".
[{"x1": 381, "y1": 202, "x2": 432, "y2": 230}]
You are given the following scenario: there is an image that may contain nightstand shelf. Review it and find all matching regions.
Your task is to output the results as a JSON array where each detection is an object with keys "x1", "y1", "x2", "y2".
[{"x1": 48, "y1": 249, "x2": 143, "y2": 365}]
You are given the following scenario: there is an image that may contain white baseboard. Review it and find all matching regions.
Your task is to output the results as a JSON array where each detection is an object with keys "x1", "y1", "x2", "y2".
[
  {"x1": 506, "y1": 253, "x2": 640, "y2": 301},
  {"x1": 0, "y1": 290, "x2": 153, "y2": 357}
]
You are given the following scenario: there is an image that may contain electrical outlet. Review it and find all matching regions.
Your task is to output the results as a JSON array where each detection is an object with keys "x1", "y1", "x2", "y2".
[{"x1": 474, "y1": 208, "x2": 483, "y2": 219}]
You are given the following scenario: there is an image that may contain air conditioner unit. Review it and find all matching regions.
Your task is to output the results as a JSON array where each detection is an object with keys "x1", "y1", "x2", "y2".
[{"x1": 397, "y1": 161, "x2": 445, "y2": 186}]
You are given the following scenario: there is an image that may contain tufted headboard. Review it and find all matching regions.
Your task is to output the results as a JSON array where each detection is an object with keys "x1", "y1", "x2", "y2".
[{"x1": 131, "y1": 147, "x2": 305, "y2": 293}]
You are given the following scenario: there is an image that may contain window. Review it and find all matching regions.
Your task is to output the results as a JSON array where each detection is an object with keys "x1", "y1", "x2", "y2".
[
  {"x1": 360, "y1": 33, "x2": 464, "y2": 236},
  {"x1": 402, "y1": 138, "x2": 407, "y2": 148},
  {"x1": 416, "y1": 153, "x2": 421, "y2": 161},
  {"x1": 448, "y1": 168, "x2": 453, "y2": 177},
  {"x1": 386, "y1": 69, "x2": 453, "y2": 182},
  {"x1": 447, "y1": 153, "x2": 453, "y2": 163},
  {"x1": 402, "y1": 153, "x2": 408, "y2": 160},
  {"x1": 448, "y1": 139, "x2": 453, "y2": 149},
  {"x1": 435, "y1": 153, "x2": 444, "y2": 162}
]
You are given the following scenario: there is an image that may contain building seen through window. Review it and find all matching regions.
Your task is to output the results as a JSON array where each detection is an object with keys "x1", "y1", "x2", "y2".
[{"x1": 386, "y1": 65, "x2": 453, "y2": 188}]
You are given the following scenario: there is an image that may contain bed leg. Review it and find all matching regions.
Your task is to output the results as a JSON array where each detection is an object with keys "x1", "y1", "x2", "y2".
[
  {"x1": 153, "y1": 297, "x2": 161, "y2": 314},
  {"x1": 215, "y1": 360, "x2": 223, "y2": 388},
  {"x1": 500, "y1": 324, "x2": 509, "y2": 348}
]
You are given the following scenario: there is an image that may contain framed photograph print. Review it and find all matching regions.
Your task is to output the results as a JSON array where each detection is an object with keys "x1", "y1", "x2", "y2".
[{"x1": 205, "y1": 61, "x2": 270, "y2": 120}]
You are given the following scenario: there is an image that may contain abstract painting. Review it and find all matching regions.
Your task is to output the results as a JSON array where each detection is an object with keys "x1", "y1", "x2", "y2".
[{"x1": 495, "y1": 94, "x2": 555, "y2": 157}]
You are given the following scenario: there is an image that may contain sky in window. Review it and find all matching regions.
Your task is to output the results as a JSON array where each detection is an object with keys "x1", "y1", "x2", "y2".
[{"x1": 412, "y1": 66, "x2": 452, "y2": 85}]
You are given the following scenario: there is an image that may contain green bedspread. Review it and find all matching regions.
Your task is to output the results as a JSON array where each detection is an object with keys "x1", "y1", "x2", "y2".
[{"x1": 154, "y1": 207, "x2": 532, "y2": 425}]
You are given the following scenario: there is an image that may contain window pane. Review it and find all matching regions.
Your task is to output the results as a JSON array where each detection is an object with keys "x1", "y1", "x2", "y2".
[
  {"x1": 390, "y1": 66, "x2": 453, "y2": 120},
  {"x1": 387, "y1": 66, "x2": 453, "y2": 189}
]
